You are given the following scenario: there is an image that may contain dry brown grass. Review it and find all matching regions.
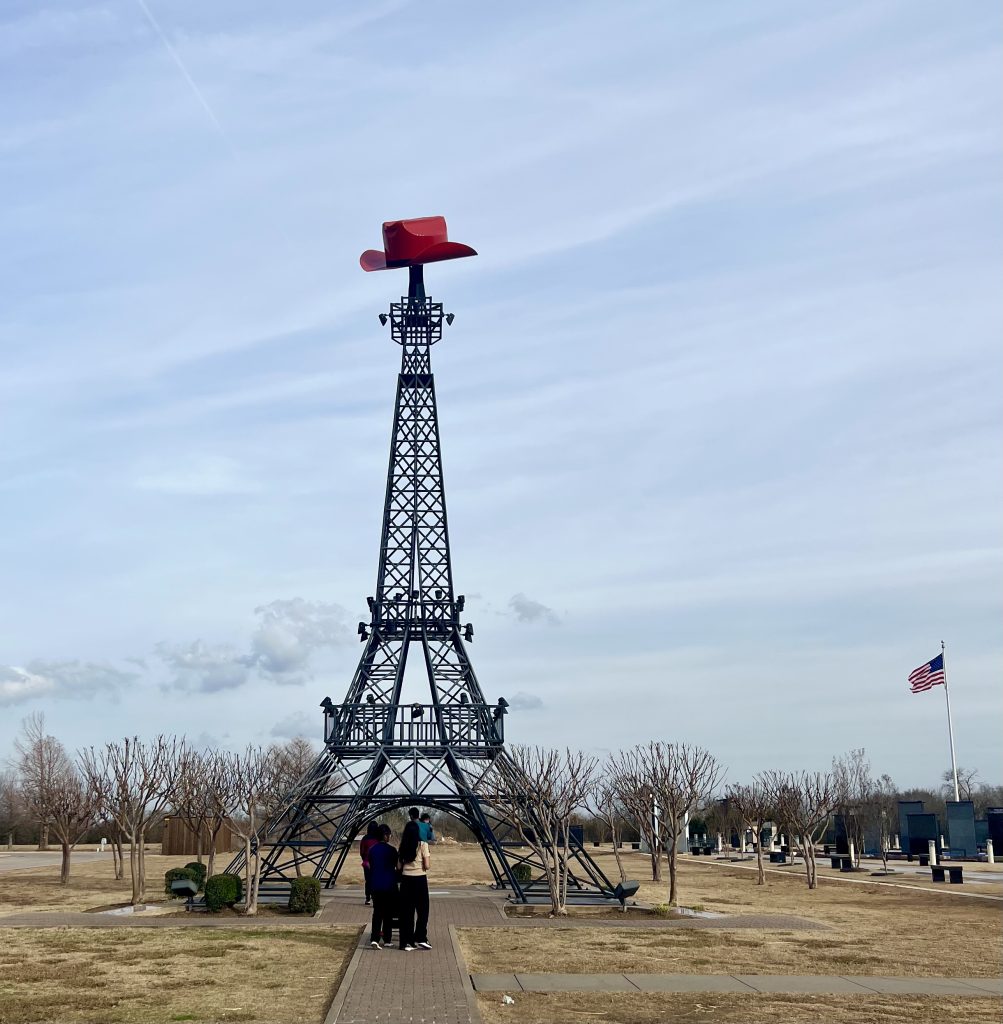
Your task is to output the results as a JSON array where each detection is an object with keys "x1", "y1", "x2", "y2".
[
  {"x1": 0, "y1": 926, "x2": 359, "y2": 1024},
  {"x1": 333, "y1": 840, "x2": 496, "y2": 889},
  {"x1": 460, "y1": 852, "x2": 1002, "y2": 978},
  {"x1": 0, "y1": 854, "x2": 196, "y2": 916},
  {"x1": 477, "y1": 992, "x2": 1002, "y2": 1024},
  {"x1": 0, "y1": 842, "x2": 497, "y2": 918}
]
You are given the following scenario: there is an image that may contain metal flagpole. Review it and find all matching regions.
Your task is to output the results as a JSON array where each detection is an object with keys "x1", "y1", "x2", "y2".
[{"x1": 941, "y1": 641, "x2": 960, "y2": 803}]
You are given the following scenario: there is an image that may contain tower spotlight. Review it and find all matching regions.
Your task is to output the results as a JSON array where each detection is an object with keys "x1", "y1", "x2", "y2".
[
  {"x1": 459, "y1": 692, "x2": 469, "y2": 704},
  {"x1": 463, "y1": 623, "x2": 474, "y2": 641},
  {"x1": 410, "y1": 703, "x2": 425, "y2": 719},
  {"x1": 379, "y1": 313, "x2": 388, "y2": 326},
  {"x1": 445, "y1": 313, "x2": 455, "y2": 326},
  {"x1": 366, "y1": 693, "x2": 376, "y2": 705}
]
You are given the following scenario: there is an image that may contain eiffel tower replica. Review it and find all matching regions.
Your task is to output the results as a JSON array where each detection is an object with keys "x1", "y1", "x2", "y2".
[{"x1": 235, "y1": 217, "x2": 617, "y2": 904}]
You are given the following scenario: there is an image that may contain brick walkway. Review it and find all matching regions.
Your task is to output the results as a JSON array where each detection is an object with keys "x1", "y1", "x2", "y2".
[{"x1": 320, "y1": 890, "x2": 498, "y2": 1024}]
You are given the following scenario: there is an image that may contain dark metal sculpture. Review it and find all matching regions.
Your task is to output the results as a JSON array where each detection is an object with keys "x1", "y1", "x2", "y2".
[{"x1": 230, "y1": 218, "x2": 616, "y2": 903}]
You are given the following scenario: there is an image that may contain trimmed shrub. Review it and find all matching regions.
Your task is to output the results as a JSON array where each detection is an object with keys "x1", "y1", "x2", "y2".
[
  {"x1": 204, "y1": 873, "x2": 243, "y2": 912},
  {"x1": 184, "y1": 861, "x2": 208, "y2": 890},
  {"x1": 512, "y1": 863, "x2": 533, "y2": 884},
  {"x1": 164, "y1": 866, "x2": 199, "y2": 897},
  {"x1": 288, "y1": 876, "x2": 321, "y2": 915}
]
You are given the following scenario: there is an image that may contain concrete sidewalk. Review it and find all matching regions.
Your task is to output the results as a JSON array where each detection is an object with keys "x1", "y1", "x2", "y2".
[
  {"x1": 0, "y1": 851, "x2": 104, "y2": 873},
  {"x1": 471, "y1": 972, "x2": 1003, "y2": 996}
]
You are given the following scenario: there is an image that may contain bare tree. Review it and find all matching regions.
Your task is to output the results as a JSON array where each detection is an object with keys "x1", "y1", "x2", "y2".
[
  {"x1": 479, "y1": 746, "x2": 598, "y2": 916},
  {"x1": 258, "y1": 737, "x2": 320, "y2": 879},
  {"x1": 860, "y1": 773, "x2": 899, "y2": 873},
  {"x1": 941, "y1": 766, "x2": 980, "y2": 803},
  {"x1": 221, "y1": 746, "x2": 270, "y2": 916},
  {"x1": 266, "y1": 737, "x2": 316, "y2": 796},
  {"x1": 14, "y1": 713, "x2": 63, "y2": 850},
  {"x1": 171, "y1": 746, "x2": 237, "y2": 871},
  {"x1": 727, "y1": 783, "x2": 773, "y2": 884},
  {"x1": 47, "y1": 759, "x2": 100, "y2": 883},
  {"x1": 760, "y1": 770, "x2": 835, "y2": 889},
  {"x1": 80, "y1": 736, "x2": 182, "y2": 904},
  {"x1": 643, "y1": 742, "x2": 724, "y2": 906},
  {"x1": 0, "y1": 769, "x2": 26, "y2": 850},
  {"x1": 832, "y1": 748, "x2": 872, "y2": 867},
  {"x1": 585, "y1": 769, "x2": 628, "y2": 883},
  {"x1": 607, "y1": 748, "x2": 662, "y2": 881}
]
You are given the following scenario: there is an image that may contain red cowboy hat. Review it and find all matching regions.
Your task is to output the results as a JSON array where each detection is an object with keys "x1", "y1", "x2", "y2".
[{"x1": 360, "y1": 216, "x2": 476, "y2": 272}]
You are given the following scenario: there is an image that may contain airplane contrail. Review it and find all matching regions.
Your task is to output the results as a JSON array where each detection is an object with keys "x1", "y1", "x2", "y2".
[{"x1": 134, "y1": 0, "x2": 234, "y2": 151}]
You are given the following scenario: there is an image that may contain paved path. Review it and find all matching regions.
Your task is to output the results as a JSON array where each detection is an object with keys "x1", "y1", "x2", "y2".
[
  {"x1": 705, "y1": 855, "x2": 1003, "y2": 900},
  {"x1": 471, "y1": 972, "x2": 1003, "y2": 996},
  {"x1": 320, "y1": 890, "x2": 496, "y2": 1024},
  {"x1": 0, "y1": 851, "x2": 104, "y2": 873}
]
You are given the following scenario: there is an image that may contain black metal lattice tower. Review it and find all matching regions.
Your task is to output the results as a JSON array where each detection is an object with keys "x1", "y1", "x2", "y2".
[{"x1": 232, "y1": 263, "x2": 616, "y2": 903}]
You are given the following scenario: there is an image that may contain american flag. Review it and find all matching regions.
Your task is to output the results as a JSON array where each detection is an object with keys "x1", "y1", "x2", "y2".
[{"x1": 908, "y1": 653, "x2": 945, "y2": 693}]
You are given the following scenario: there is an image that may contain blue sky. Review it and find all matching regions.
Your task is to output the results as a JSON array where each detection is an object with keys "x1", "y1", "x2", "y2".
[{"x1": 1, "y1": 1, "x2": 1000, "y2": 787}]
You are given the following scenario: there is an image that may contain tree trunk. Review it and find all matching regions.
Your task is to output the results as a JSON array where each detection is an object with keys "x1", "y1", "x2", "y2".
[
  {"x1": 667, "y1": 842, "x2": 678, "y2": 905},
  {"x1": 129, "y1": 833, "x2": 141, "y2": 904},
  {"x1": 560, "y1": 836, "x2": 571, "y2": 910},
  {"x1": 755, "y1": 826, "x2": 765, "y2": 884},
  {"x1": 611, "y1": 825, "x2": 627, "y2": 882},
  {"x1": 60, "y1": 841, "x2": 71, "y2": 884},
  {"x1": 38, "y1": 822, "x2": 49, "y2": 851},
  {"x1": 196, "y1": 827, "x2": 203, "y2": 866},
  {"x1": 649, "y1": 844, "x2": 662, "y2": 882},
  {"x1": 242, "y1": 836, "x2": 257, "y2": 916},
  {"x1": 206, "y1": 831, "x2": 218, "y2": 880},
  {"x1": 113, "y1": 834, "x2": 124, "y2": 880},
  {"x1": 5, "y1": 831, "x2": 12, "y2": 851},
  {"x1": 137, "y1": 831, "x2": 147, "y2": 903}
]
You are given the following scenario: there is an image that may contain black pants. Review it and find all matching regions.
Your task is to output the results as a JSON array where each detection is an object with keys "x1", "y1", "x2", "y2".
[
  {"x1": 370, "y1": 888, "x2": 396, "y2": 944},
  {"x1": 363, "y1": 865, "x2": 372, "y2": 901},
  {"x1": 398, "y1": 875, "x2": 429, "y2": 947}
]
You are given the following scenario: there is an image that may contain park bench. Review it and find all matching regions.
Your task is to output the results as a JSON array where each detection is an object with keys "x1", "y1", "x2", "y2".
[
  {"x1": 919, "y1": 854, "x2": 929, "y2": 866},
  {"x1": 769, "y1": 851, "x2": 786, "y2": 864},
  {"x1": 931, "y1": 866, "x2": 963, "y2": 884},
  {"x1": 830, "y1": 855, "x2": 852, "y2": 870}
]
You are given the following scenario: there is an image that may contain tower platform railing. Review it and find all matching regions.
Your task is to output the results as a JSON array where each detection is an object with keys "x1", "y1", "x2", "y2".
[{"x1": 323, "y1": 701, "x2": 505, "y2": 751}]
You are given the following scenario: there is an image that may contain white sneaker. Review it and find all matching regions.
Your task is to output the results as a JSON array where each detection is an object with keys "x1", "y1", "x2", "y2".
[
  {"x1": 370, "y1": 941, "x2": 380, "y2": 949},
  {"x1": 417, "y1": 941, "x2": 432, "y2": 950},
  {"x1": 403, "y1": 945, "x2": 416, "y2": 952}
]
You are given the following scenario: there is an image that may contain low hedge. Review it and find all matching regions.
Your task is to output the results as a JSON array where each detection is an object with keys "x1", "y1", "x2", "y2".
[
  {"x1": 184, "y1": 861, "x2": 208, "y2": 890},
  {"x1": 204, "y1": 873, "x2": 243, "y2": 912},
  {"x1": 512, "y1": 863, "x2": 533, "y2": 884},
  {"x1": 164, "y1": 866, "x2": 199, "y2": 897},
  {"x1": 288, "y1": 877, "x2": 321, "y2": 915}
]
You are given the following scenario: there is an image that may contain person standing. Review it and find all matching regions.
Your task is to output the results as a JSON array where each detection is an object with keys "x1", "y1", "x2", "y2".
[
  {"x1": 359, "y1": 820, "x2": 380, "y2": 906},
  {"x1": 397, "y1": 819, "x2": 431, "y2": 951},
  {"x1": 367, "y1": 825, "x2": 398, "y2": 948},
  {"x1": 418, "y1": 811, "x2": 435, "y2": 844}
]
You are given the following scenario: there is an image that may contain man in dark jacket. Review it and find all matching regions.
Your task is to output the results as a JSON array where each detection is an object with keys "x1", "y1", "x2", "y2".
[{"x1": 368, "y1": 825, "x2": 399, "y2": 948}]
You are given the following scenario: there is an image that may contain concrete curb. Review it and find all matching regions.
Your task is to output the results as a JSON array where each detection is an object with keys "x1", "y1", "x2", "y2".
[
  {"x1": 448, "y1": 923, "x2": 484, "y2": 1024},
  {"x1": 322, "y1": 927, "x2": 368, "y2": 1024}
]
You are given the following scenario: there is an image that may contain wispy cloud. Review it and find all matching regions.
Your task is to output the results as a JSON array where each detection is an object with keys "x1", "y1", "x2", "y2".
[
  {"x1": 509, "y1": 594, "x2": 560, "y2": 626},
  {"x1": 0, "y1": 660, "x2": 136, "y2": 707},
  {"x1": 156, "y1": 598, "x2": 350, "y2": 693}
]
